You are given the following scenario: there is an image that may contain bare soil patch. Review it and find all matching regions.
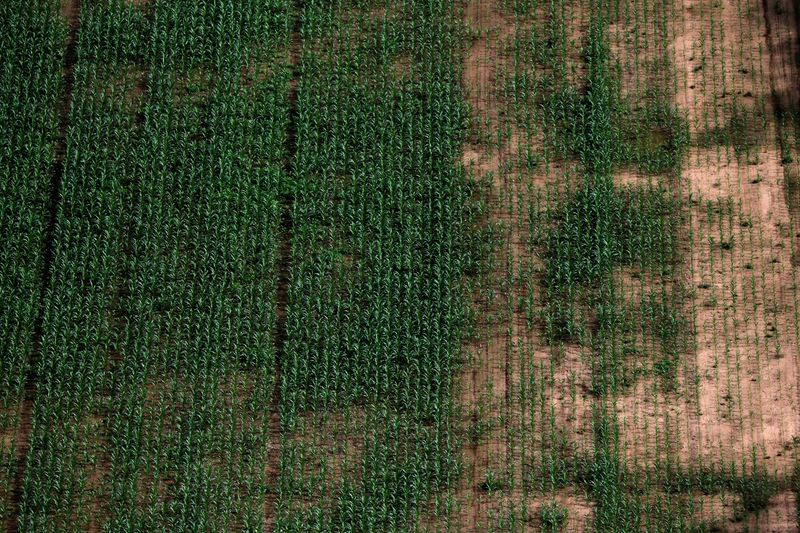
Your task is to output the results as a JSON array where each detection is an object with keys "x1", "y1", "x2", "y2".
[
  {"x1": 763, "y1": 0, "x2": 800, "y2": 259},
  {"x1": 455, "y1": 1, "x2": 600, "y2": 530},
  {"x1": 671, "y1": 0, "x2": 800, "y2": 482},
  {"x1": 454, "y1": 0, "x2": 800, "y2": 529}
]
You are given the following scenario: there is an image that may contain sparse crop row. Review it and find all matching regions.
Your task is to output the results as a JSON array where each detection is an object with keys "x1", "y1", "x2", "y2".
[
  {"x1": 537, "y1": 4, "x2": 698, "y2": 529},
  {"x1": 455, "y1": 0, "x2": 800, "y2": 529}
]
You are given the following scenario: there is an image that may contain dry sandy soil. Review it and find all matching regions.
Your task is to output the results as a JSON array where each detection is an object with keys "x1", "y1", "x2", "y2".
[
  {"x1": 673, "y1": 0, "x2": 800, "y2": 480},
  {"x1": 454, "y1": 0, "x2": 800, "y2": 530}
]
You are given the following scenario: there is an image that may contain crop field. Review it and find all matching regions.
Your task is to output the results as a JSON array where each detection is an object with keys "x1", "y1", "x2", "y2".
[{"x1": 1, "y1": 0, "x2": 800, "y2": 531}]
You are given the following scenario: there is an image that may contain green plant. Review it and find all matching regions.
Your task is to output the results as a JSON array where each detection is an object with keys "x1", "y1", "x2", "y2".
[
  {"x1": 479, "y1": 470, "x2": 507, "y2": 493},
  {"x1": 735, "y1": 470, "x2": 779, "y2": 517},
  {"x1": 539, "y1": 500, "x2": 568, "y2": 531}
]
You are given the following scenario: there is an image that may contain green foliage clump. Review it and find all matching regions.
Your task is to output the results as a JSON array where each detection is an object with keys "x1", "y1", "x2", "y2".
[
  {"x1": 543, "y1": 182, "x2": 678, "y2": 346},
  {"x1": 698, "y1": 103, "x2": 761, "y2": 157},
  {"x1": 539, "y1": 501, "x2": 568, "y2": 532},
  {"x1": 735, "y1": 469, "x2": 779, "y2": 517},
  {"x1": 661, "y1": 462, "x2": 780, "y2": 520},
  {"x1": 576, "y1": 413, "x2": 720, "y2": 532},
  {"x1": 613, "y1": 89, "x2": 689, "y2": 174},
  {"x1": 545, "y1": 181, "x2": 623, "y2": 288},
  {"x1": 479, "y1": 470, "x2": 508, "y2": 493}
]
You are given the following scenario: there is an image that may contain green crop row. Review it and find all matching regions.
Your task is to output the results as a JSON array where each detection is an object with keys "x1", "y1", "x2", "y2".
[
  {"x1": 17, "y1": 1, "x2": 289, "y2": 531},
  {"x1": 276, "y1": 0, "x2": 482, "y2": 530},
  {"x1": 7, "y1": 0, "x2": 482, "y2": 531},
  {"x1": 0, "y1": 0, "x2": 66, "y2": 523}
]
